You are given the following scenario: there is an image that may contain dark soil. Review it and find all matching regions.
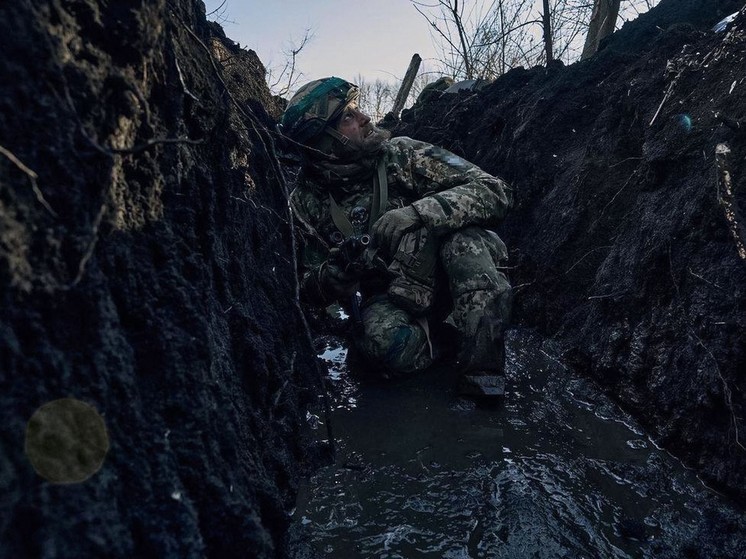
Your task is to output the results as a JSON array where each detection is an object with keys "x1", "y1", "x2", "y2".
[
  {"x1": 395, "y1": 0, "x2": 746, "y2": 503},
  {"x1": 1, "y1": 1, "x2": 324, "y2": 557}
]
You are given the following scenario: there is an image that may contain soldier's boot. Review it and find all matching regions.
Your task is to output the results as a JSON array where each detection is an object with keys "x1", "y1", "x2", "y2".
[
  {"x1": 454, "y1": 304, "x2": 509, "y2": 398},
  {"x1": 459, "y1": 374, "x2": 506, "y2": 397},
  {"x1": 439, "y1": 227, "x2": 512, "y2": 399}
]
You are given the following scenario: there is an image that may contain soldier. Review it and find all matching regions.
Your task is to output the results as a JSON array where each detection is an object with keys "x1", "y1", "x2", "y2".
[{"x1": 281, "y1": 77, "x2": 513, "y2": 397}]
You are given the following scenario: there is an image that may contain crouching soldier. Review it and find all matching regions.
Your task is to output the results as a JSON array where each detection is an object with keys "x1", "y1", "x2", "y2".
[{"x1": 281, "y1": 77, "x2": 513, "y2": 397}]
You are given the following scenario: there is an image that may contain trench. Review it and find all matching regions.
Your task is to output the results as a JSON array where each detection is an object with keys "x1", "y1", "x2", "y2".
[{"x1": 291, "y1": 329, "x2": 745, "y2": 558}]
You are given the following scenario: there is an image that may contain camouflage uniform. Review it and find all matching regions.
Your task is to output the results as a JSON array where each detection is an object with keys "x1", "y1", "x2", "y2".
[{"x1": 291, "y1": 136, "x2": 513, "y2": 376}]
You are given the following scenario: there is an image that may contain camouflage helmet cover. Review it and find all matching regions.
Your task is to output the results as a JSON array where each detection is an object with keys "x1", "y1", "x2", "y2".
[{"x1": 280, "y1": 77, "x2": 359, "y2": 144}]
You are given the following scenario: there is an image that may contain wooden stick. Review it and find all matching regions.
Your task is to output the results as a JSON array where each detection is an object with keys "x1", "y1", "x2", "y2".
[{"x1": 386, "y1": 54, "x2": 422, "y2": 121}]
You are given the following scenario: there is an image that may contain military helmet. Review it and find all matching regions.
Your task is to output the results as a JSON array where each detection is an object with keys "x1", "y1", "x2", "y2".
[{"x1": 280, "y1": 77, "x2": 359, "y2": 145}]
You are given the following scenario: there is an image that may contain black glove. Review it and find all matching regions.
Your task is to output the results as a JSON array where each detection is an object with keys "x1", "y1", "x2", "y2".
[
  {"x1": 318, "y1": 252, "x2": 358, "y2": 300},
  {"x1": 372, "y1": 206, "x2": 423, "y2": 257}
]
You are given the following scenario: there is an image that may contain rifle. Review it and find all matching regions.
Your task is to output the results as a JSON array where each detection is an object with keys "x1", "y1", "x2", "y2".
[{"x1": 329, "y1": 206, "x2": 372, "y2": 336}]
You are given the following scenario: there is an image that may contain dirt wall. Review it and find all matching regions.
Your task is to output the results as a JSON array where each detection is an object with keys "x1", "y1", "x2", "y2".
[
  {"x1": 395, "y1": 0, "x2": 746, "y2": 501},
  {"x1": 0, "y1": 1, "x2": 322, "y2": 557}
]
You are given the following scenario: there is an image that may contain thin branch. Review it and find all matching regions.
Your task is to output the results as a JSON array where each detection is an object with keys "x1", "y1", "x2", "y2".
[
  {"x1": 687, "y1": 267, "x2": 722, "y2": 289},
  {"x1": 206, "y1": 0, "x2": 228, "y2": 17},
  {"x1": 67, "y1": 201, "x2": 107, "y2": 288},
  {"x1": 587, "y1": 290, "x2": 629, "y2": 300},
  {"x1": 175, "y1": 56, "x2": 200, "y2": 101},
  {"x1": 590, "y1": 167, "x2": 640, "y2": 229},
  {"x1": 564, "y1": 245, "x2": 612, "y2": 274},
  {"x1": 650, "y1": 82, "x2": 674, "y2": 126},
  {"x1": 471, "y1": 20, "x2": 542, "y2": 48},
  {"x1": 0, "y1": 144, "x2": 58, "y2": 217}
]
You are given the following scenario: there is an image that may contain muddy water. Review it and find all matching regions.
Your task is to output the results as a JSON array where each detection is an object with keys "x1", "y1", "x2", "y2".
[{"x1": 292, "y1": 329, "x2": 745, "y2": 558}]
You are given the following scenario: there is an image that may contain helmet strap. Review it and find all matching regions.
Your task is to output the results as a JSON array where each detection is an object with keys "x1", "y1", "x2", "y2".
[{"x1": 323, "y1": 126, "x2": 351, "y2": 147}]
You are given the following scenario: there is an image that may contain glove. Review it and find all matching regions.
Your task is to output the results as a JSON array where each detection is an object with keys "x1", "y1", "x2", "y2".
[
  {"x1": 318, "y1": 253, "x2": 358, "y2": 300},
  {"x1": 372, "y1": 206, "x2": 423, "y2": 257}
]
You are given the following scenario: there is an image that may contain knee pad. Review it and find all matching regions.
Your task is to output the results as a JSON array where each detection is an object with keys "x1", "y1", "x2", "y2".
[{"x1": 356, "y1": 303, "x2": 432, "y2": 373}]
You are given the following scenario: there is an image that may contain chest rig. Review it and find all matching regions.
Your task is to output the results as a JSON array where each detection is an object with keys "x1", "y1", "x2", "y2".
[{"x1": 326, "y1": 158, "x2": 389, "y2": 244}]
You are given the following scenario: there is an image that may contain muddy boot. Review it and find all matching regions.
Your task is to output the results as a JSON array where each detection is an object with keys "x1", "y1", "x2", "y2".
[
  {"x1": 438, "y1": 227, "x2": 512, "y2": 399},
  {"x1": 454, "y1": 309, "x2": 507, "y2": 398},
  {"x1": 458, "y1": 373, "x2": 506, "y2": 397}
]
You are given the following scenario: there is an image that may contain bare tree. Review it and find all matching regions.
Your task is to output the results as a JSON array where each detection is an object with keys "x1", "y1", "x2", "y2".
[
  {"x1": 618, "y1": 0, "x2": 661, "y2": 25},
  {"x1": 204, "y1": 0, "x2": 236, "y2": 26},
  {"x1": 206, "y1": 0, "x2": 228, "y2": 18},
  {"x1": 412, "y1": 0, "x2": 556, "y2": 79},
  {"x1": 355, "y1": 75, "x2": 397, "y2": 122},
  {"x1": 266, "y1": 29, "x2": 315, "y2": 97},
  {"x1": 542, "y1": 0, "x2": 554, "y2": 62},
  {"x1": 412, "y1": 0, "x2": 661, "y2": 76},
  {"x1": 581, "y1": 0, "x2": 622, "y2": 60}
]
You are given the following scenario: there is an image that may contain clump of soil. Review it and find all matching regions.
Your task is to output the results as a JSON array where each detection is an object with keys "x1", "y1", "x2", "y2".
[
  {"x1": 395, "y1": 0, "x2": 746, "y2": 501},
  {"x1": 1, "y1": 1, "x2": 323, "y2": 557}
]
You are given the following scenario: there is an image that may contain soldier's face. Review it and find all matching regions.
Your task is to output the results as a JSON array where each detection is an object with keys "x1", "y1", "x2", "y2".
[{"x1": 336, "y1": 106, "x2": 373, "y2": 146}]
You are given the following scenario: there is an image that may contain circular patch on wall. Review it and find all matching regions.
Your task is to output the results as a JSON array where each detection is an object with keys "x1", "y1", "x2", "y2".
[{"x1": 25, "y1": 398, "x2": 110, "y2": 483}]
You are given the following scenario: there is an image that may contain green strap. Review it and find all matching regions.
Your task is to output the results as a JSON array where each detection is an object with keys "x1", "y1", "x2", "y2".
[
  {"x1": 369, "y1": 159, "x2": 389, "y2": 233},
  {"x1": 327, "y1": 193, "x2": 354, "y2": 238},
  {"x1": 328, "y1": 158, "x2": 388, "y2": 239}
]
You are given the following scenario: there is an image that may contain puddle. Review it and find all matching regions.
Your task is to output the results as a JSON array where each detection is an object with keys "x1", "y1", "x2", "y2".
[{"x1": 292, "y1": 329, "x2": 746, "y2": 558}]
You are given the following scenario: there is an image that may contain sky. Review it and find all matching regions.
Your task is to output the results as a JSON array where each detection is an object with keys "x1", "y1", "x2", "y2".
[{"x1": 203, "y1": 0, "x2": 441, "y2": 95}]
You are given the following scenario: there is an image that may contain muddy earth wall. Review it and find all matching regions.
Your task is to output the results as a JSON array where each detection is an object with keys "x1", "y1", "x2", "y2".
[
  {"x1": 396, "y1": 0, "x2": 746, "y2": 501},
  {"x1": 1, "y1": 1, "x2": 323, "y2": 557}
]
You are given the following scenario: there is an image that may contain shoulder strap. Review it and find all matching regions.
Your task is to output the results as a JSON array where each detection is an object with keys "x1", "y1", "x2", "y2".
[
  {"x1": 369, "y1": 159, "x2": 389, "y2": 233},
  {"x1": 328, "y1": 158, "x2": 388, "y2": 238},
  {"x1": 327, "y1": 193, "x2": 354, "y2": 238}
]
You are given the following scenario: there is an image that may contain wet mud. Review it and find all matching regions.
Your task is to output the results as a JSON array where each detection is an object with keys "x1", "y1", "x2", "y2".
[{"x1": 293, "y1": 330, "x2": 746, "y2": 558}]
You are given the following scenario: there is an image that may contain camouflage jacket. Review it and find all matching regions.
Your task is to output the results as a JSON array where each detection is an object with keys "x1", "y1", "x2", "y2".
[{"x1": 290, "y1": 136, "x2": 513, "y2": 306}]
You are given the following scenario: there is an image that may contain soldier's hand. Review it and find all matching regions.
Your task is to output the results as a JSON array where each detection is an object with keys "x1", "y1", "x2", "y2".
[
  {"x1": 372, "y1": 206, "x2": 422, "y2": 257},
  {"x1": 319, "y1": 257, "x2": 358, "y2": 300}
]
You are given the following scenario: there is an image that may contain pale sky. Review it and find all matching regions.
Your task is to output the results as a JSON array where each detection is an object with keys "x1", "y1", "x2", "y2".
[{"x1": 203, "y1": 0, "x2": 440, "y2": 95}]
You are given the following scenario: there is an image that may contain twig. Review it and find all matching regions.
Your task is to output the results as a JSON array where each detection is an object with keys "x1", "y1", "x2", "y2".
[
  {"x1": 687, "y1": 268, "x2": 721, "y2": 289},
  {"x1": 287, "y1": 197, "x2": 330, "y2": 250},
  {"x1": 649, "y1": 82, "x2": 673, "y2": 126},
  {"x1": 0, "y1": 144, "x2": 58, "y2": 217},
  {"x1": 206, "y1": 0, "x2": 228, "y2": 17},
  {"x1": 174, "y1": 56, "x2": 200, "y2": 102},
  {"x1": 564, "y1": 245, "x2": 612, "y2": 275},
  {"x1": 247, "y1": 196, "x2": 288, "y2": 224},
  {"x1": 587, "y1": 290, "x2": 628, "y2": 300},
  {"x1": 67, "y1": 201, "x2": 108, "y2": 289},
  {"x1": 595, "y1": 168, "x2": 639, "y2": 225},
  {"x1": 510, "y1": 281, "x2": 534, "y2": 291},
  {"x1": 609, "y1": 157, "x2": 643, "y2": 169}
]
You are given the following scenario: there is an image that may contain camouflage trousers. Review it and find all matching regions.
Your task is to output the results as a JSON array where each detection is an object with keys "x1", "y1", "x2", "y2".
[{"x1": 355, "y1": 226, "x2": 512, "y2": 375}]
